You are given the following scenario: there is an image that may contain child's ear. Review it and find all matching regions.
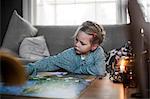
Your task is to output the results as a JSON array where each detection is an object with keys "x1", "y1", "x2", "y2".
[{"x1": 91, "y1": 44, "x2": 98, "y2": 51}]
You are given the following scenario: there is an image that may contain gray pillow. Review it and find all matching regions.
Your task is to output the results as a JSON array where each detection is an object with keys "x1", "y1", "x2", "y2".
[
  {"x1": 19, "y1": 36, "x2": 50, "y2": 60},
  {"x1": 2, "y1": 10, "x2": 38, "y2": 54}
]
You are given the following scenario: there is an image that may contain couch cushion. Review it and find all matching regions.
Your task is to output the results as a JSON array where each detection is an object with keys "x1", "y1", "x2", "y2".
[
  {"x1": 36, "y1": 26, "x2": 78, "y2": 55},
  {"x1": 19, "y1": 36, "x2": 50, "y2": 60},
  {"x1": 2, "y1": 10, "x2": 38, "y2": 54},
  {"x1": 102, "y1": 24, "x2": 130, "y2": 52}
]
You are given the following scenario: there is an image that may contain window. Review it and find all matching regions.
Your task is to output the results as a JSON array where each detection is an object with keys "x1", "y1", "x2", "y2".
[
  {"x1": 138, "y1": 0, "x2": 150, "y2": 22},
  {"x1": 23, "y1": 0, "x2": 150, "y2": 25}
]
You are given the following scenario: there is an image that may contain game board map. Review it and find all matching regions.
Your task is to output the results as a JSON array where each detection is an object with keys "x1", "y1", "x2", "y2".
[{"x1": 0, "y1": 72, "x2": 97, "y2": 98}]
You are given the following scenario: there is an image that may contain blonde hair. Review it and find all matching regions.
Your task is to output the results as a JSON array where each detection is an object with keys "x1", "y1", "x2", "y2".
[{"x1": 74, "y1": 21, "x2": 106, "y2": 45}]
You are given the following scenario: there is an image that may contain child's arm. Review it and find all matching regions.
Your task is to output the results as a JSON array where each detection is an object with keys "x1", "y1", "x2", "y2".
[
  {"x1": 74, "y1": 47, "x2": 106, "y2": 76},
  {"x1": 25, "y1": 48, "x2": 76, "y2": 76},
  {"x1": 25, "y1": 56, "x2": 60, "y2": 76}
]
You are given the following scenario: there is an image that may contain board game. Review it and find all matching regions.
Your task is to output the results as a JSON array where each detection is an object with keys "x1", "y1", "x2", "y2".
[{"x1": 0, "y1": 72, "x2": 96, "y2": 98}]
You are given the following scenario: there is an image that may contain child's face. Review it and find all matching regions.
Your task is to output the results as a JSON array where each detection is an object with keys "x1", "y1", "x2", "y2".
[{"x1": 74, "y1": 31, "x2": 94, "y2": 55}]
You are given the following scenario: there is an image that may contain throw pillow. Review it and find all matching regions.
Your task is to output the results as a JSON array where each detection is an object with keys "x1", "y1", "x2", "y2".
[
  {"x1": 19, "y1": 36, "x2": 50, "y2": 60},
  {"x1": 2, "y1": 10, "x2": 38, "y2": 54}
]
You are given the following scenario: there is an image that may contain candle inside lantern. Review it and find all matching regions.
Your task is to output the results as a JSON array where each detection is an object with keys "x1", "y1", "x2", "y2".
[{"x1": 120, "y1": 59, "x2": 125, "y2": 73}]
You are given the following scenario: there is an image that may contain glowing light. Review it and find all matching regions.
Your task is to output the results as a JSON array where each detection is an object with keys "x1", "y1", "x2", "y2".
[{"x1": 120, "y1": 59, "x2": 125, "y2": 73}]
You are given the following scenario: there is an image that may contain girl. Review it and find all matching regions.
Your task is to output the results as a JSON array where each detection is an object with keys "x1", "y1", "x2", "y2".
[{"x1": 26, "y1": 21, "x2": 106, "y2": 76}]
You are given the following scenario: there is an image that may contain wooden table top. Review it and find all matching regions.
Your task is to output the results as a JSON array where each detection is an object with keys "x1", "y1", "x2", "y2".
[
  {"x1": 79, "y1": 74, "x2": 125, "y2": 99},
  {"x1": 1, "y1": 74, "x2": 137, "y2": 99}
]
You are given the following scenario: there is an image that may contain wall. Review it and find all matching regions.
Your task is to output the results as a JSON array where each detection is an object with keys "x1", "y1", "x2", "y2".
[
  {"x1": 1, "y1": 0, "x2": 22, "y2": 45},
  {"x1": 0, "y1": 0, "x2": 1, "y2": 41}
]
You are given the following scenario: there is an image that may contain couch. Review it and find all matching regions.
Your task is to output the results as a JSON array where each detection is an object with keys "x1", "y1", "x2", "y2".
[
  {"x1": 0, "y1": 11, "x2": 130, "y2": 65},
  {"x1": 35, "y1": 25, "x2": 130, "y2": 55},
  {"x1": 1, "y1": 24, "x2": 130, "y2": 64}
]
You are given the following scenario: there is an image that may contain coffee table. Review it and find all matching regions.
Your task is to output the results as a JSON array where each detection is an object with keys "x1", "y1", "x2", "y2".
[{"x1": 0, "y1": 72, "x2": 97, "y2": 98}]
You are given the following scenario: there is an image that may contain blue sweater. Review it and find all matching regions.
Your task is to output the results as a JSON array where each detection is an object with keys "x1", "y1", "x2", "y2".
[{"x1": 26, "y1": 46, "x2": 106, "y2": 76}]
